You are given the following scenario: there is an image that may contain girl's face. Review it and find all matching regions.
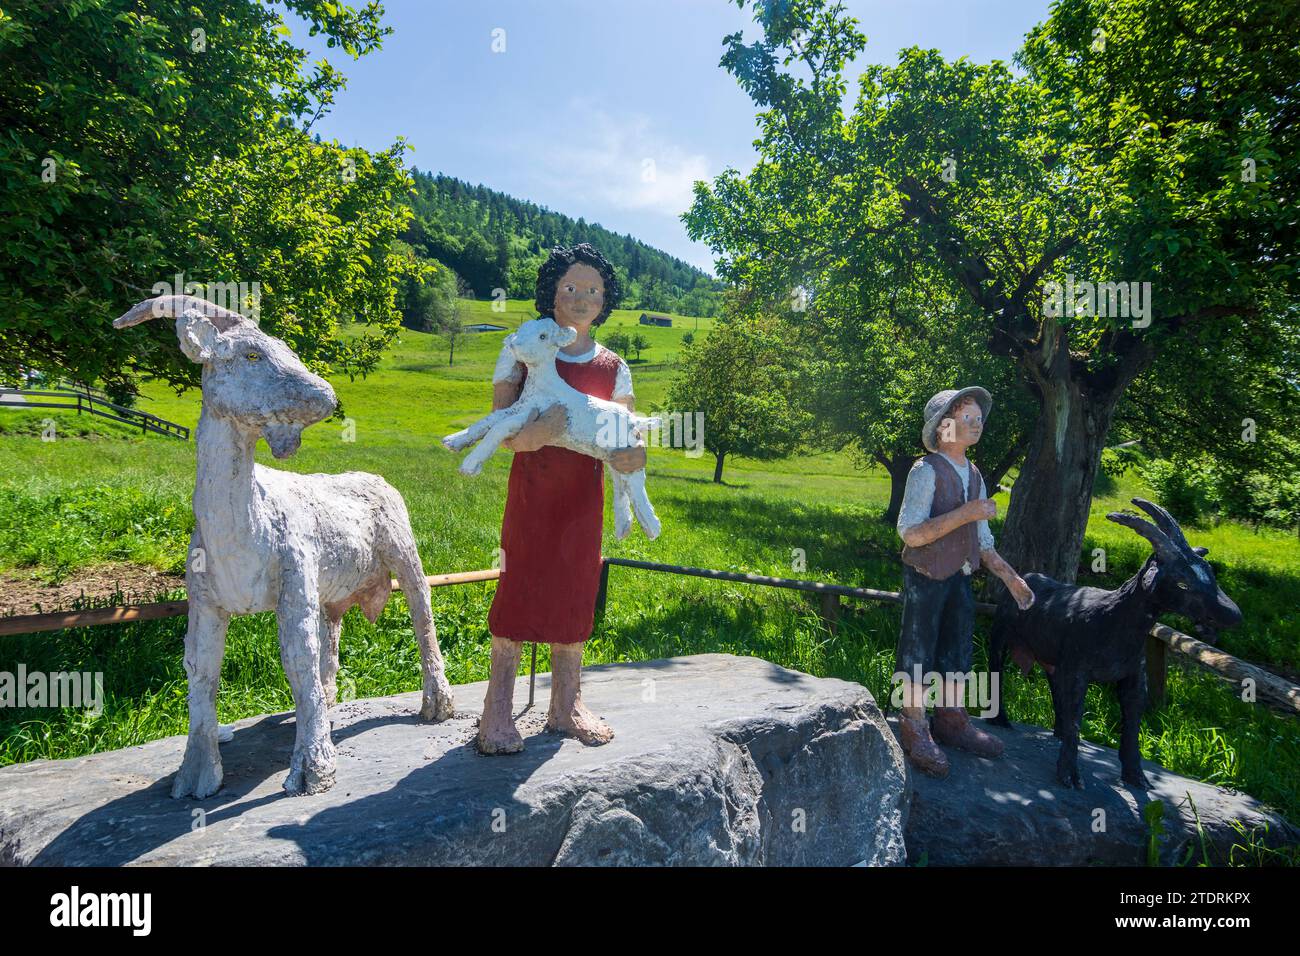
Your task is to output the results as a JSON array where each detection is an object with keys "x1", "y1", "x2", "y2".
[{"x1": 552, "y1": 263, "x2": 604, "y2": 332}]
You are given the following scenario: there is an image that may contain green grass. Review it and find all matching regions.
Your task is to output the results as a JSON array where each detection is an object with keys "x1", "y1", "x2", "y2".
[{"x1": 2, "y1": 303, "x2": 1298, "y2": 857}]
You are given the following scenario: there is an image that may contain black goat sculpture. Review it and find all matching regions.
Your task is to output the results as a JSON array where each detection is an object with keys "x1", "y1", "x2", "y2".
[{"x1": 987, "y1": 498, "x2": 1242, "y2": 790}]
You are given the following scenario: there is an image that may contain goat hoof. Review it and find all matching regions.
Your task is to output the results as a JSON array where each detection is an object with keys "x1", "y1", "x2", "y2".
[
  {"x1": 1123, "y1": 770, "x2": 1152, "y2": 790},
  {"x1": 284, "y1": 761, "x2": 335, "y2": 796},
  {"x1": 1057, "y1": 769, "x2": 1084, "y2": 789},
  {"x1": 171, "y1": 759, "x2": 223, "y2": 800},
  {"x1": 420, "y1": 676, "x2": 455, "y2": 722}
]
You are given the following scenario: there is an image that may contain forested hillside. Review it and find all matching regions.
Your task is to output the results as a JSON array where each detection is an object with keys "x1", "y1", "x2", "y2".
[{"x1": 401, "y1": 169, "x2": 722, "y2": 315}]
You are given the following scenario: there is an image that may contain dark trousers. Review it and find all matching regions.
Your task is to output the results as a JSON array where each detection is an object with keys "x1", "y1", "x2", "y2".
[{"x1": 895, "y1": 564, "x2": 975, "y2": 679}]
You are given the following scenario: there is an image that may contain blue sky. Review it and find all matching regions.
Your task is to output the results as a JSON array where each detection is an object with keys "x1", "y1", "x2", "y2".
[{"x1": 291, "y1": 0, "x2": 1053, "y2": 273}]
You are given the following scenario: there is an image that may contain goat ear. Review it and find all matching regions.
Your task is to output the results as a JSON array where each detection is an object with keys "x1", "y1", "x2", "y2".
[
  {"x1": 1194, "y1": 546, "x2": 1208, "y2": 557},
  {"x1": 176, "y1": 312, "x2": 223, "y2": 364}
]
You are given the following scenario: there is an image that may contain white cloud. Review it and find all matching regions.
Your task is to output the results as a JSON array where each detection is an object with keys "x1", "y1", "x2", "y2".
[{"x1": 532, "y1": 97, "x2": 711, "y2": 218}]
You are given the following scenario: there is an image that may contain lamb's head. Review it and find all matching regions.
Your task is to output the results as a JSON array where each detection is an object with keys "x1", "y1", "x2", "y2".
[
  {"x1": 505, "y1": 317, "x2": 578, "y2": 367},
  {"x1": 1106, "y1": 497, "x2": 1242, "y2": 640},
  {"x1": 113, "y1": 295, "x2": 337, "y2": 458}
]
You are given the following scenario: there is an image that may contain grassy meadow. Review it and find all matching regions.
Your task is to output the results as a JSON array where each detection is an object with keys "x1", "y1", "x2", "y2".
[{"x1": 1, "y1": 298, "x2": 1298, "y2": 860}]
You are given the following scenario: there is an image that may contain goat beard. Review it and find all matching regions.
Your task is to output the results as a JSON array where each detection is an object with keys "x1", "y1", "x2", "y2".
[{"x1": 262, "y1": 423, "x2": 303, "y2": 458}]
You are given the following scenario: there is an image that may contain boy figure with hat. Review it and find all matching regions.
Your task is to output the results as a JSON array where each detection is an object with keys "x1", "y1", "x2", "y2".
[{"x1": 894, "y1": 386, "x2": 1035, "y2": 778}]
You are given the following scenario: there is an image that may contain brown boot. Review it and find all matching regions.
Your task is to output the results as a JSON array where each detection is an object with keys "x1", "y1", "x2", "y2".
[
  {"x1": 932, "y1": 706, "x2": 1005, "y2": 758},
  {"x1": 898, "y1": 707, "x2": 950, "y2": 778}
]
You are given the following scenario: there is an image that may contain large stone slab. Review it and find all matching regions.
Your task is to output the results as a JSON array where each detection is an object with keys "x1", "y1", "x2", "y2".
[
  {"x1": 890, "y1": 717, "x2": 1299, "y2": 866},
  {"x1": 0, "y1": 654, "x2": 908, "y2": 866}
]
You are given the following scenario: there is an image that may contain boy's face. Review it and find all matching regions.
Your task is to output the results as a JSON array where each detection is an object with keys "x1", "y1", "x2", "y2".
[
  {"x1": 939, "y1": 396, "x2": 984, "y2": 449},
  {"x1": 553, "y1": 263, "x2": 605, "y2": 331}
]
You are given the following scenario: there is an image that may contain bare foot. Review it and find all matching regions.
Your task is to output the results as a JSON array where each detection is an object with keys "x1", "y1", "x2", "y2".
[
  {"x1": 477, "y1": 635, "x2": 524, "y2": 755},
  {"x1": 545, "y1": 703, "x2": 614, "y2": 745},
  {"x1": 476, "y1": 715, "x2": 524, "y2": 755}
]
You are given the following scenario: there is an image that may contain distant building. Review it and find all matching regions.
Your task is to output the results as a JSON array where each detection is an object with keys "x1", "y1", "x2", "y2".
[
  {"x1": 639, "y1": 313, "x2": 672, "y2": 327},
  {"x1": 465, "y1": 323, "x2": 508, "y2": 333}
]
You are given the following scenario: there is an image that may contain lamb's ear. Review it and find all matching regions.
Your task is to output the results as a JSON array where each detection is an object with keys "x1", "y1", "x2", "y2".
[{"x1": 176, "y1": 311, "x2": 223, "y2": 364}]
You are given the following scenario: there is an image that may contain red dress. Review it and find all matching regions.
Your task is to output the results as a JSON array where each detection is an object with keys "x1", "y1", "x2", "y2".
[{"x1": 487, "y1": 347, "x2": 625, "y2": 644}]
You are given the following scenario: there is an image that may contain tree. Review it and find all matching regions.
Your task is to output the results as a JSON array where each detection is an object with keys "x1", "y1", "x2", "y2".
[
  {"x1": 796, "y1": 270, "x2": 1035, "y2": 525},
  {"x1": 630, "y1": 333, "x2": 650, "y2": 362},
  {"x1": 687, "y1": 0, "x2": 1299, "y2": 580},
  {"x1": 602, "y1": 328, "x2": 632, "y2": 358},
  {"x1": 0, "y1": 0, "x2": 413, "y2": 393},
  {"x1": 667, "y1": 310, "x2": 811, "y2": 483}
]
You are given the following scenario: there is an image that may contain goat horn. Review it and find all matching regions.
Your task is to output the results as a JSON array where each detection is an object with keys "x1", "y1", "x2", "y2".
[
  {"x1": 1105, "y1": 510, "x2": 1179, "y2": 561},
  {"x1": 112, "y1": 295, "x2": 249, "y2": 333},
  {"x1": 1131, "y1": 498, "x2": 1191, "y2": 550}
]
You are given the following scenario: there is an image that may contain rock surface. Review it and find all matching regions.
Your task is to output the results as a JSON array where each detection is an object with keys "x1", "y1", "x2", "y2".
[
  {"x1": 0, "y1": 654, "x2": 908, "y2": 866},
  {"x1": 891, "y1": 716, "x2": 1298, "y2": 865}
]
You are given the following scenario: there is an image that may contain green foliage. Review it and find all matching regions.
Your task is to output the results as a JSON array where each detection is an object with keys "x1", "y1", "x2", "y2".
[
  {"x1": 667, "y1": 305, "x2": 812, "y2": 480},
  {"x1": 0, "y1": 0, "x2": 415, "y2": 392},
  {"x1": 601, "y1": 328, "x2": 632, "y2": 357},
  {"x1": 404, "y1": 169, "x2": 723, "y2": 315}
]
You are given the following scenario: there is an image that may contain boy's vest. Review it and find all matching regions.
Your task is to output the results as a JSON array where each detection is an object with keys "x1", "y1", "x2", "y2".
[{"x1": 901, "y1": 453, "x2": 984, "y2": 580}]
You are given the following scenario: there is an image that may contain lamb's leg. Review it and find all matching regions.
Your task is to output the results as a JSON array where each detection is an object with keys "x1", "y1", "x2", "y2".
[
  {"x1": 277, "y1": 567, "x2": 335, "y2": 796},
  {"x1": 443, "y1": 407, "x2": 512, "y2": 452},
  {"x1": 390, "y1": 539, "x2": 455, "y2": 722},
  {"x1": 460, "y1": 410, "x2": 532, "y2": 475},
  {"x1": 1055, "y1": 672, "x2": 1089, "y2": 790},
  {"x1": 625, "y1": 468, "x2": 661, "y2": 539},
  {"x1": 319, "y1": 607, "x2": 343, "y2": 708},
  {"x1": 1116, "y1": 672, "x2": 1151, "y2": 789},
  {"x1": 171, "y1": 596, "x2": 230, "y2": 800},
  {"x1": 608, "y1": 466, "x2": 633, "y2": 540}
]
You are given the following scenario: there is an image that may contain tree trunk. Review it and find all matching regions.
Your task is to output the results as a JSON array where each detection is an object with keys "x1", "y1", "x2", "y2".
[
  {"x1": 998, "y1": 375, "x2": 1124, "y2": 583},
  {"x1": 881, "y1": 453, "x2": 914, "y2": 526},
  {"x1": 713, "y1": 450, "x2": 726, "y2": 483}
]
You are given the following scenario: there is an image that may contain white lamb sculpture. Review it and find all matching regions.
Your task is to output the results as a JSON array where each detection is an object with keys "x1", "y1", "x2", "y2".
[
  {"x1": 442, "y1": 317, "x2": 661, "y2": 540},
  {"x1": 113, "y1": 295, "x2": 456, "y2": 799}
]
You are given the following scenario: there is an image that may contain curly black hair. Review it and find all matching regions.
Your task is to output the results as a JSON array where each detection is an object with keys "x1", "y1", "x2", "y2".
[{"x1": 534, "y1": 243, "x2": 622, "y2": 327}]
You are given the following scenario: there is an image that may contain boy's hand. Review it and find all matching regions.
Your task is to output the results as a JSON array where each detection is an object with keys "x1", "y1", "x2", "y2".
[
  {"x1": 963, "y1": 498, "x2": 997, "y2": 523},
  {"x1": 1009, "y1": 575, "x2": 1035, "y2": 610}
]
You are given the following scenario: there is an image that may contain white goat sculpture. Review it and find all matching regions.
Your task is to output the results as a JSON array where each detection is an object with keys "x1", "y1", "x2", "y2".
[
  {"x1": 114, "y1": 295, "x2": 455, "y2": 799},
  {"x1": 441, "y1": 317, "x2": 661, "y2": 540}
]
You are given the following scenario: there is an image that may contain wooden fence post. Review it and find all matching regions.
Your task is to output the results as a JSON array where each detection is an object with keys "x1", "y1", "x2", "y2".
[
  {"x1": 592, "y1": 558, "x2": 611, "y2": 627},
  {"x1": 819, "y1": 592, "x2": 841, "y2": 635}
]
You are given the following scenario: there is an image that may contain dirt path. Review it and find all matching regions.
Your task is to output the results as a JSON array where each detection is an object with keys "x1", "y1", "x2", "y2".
[{"x1": 0, "y1": 563, "x2": 185, "y2": 616}]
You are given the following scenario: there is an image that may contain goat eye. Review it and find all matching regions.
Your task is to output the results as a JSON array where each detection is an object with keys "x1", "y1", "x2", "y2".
[{"x1": 245, "y1": 352, "x2": 260, "y2": 361}]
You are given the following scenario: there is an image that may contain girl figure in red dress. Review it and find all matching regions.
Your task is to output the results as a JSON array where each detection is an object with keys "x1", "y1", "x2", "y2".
[{"x1": 477, "y1": 244, "x2": 646, "y2": 755}]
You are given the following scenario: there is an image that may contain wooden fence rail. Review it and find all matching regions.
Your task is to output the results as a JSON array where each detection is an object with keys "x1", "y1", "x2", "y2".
[
  {"x1": 0, "y1": 387, "x2": 190, "y2": 440},
  {"x1": 2, "y1": 556, "x2": 1296, "y2": 715}
]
